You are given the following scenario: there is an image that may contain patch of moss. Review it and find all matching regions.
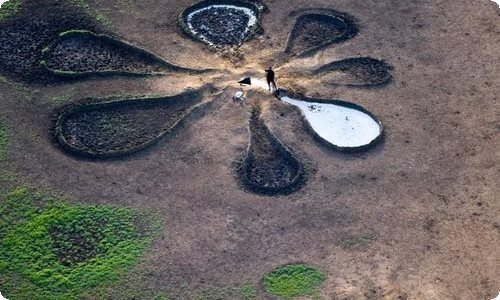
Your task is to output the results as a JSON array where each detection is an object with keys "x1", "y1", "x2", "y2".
[
  {"x1": 154, "y1": 295, "x2": 172, "y2": 300},
  {"x1": 0, "y1": 0, "x2": 21, "y2": 22},
  {"x1": 51, "y1": 91, "x2": 74, "y2": 106},
  {"x1": 240, "y1": 281, "x2": 257, "y2": 300},
  {"x1": 0, "y1": 119, "x2": 10, "y2": 162},
  {"x1": 262, "y1": 264, "x2": 326, "y2": 298},
  {"x1": 0, "y1": 187, "x2": 160, "y2": 300}
]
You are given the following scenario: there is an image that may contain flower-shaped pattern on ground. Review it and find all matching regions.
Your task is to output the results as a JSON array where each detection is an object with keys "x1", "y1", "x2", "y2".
[{"x1": 47, "y1": 0, "x2": 393, "y2": 196}]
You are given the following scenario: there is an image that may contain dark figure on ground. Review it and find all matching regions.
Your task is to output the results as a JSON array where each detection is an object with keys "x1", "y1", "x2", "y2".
[{"x1": 265, "y1": 67, "x2": 277, "y2": 92}]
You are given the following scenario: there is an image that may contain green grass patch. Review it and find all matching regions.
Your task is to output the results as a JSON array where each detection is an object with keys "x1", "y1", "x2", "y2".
[
  {"x1": 51, "y1": 91, "x2": 74, "y2": 106},
  {"x1": 240, "y1": 281, "x2": 257, "y2": 300},
  {"x1": 0, "y1": 187, "x2": 160, "y2": 300},
  {"x1": 0, "y1": 0, "x2": 21, "y2": 22},
  {"x1": 262, "y1": 264, "x2": 326, "y2": 298},
  {"x1": 0, "y1": 119, "x2": 10, "y2": 162}
]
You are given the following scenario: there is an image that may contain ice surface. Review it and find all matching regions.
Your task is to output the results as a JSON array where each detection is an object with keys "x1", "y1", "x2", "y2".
[{"x1": 281, "y1": 96, "x2": 381, "y2": 148}]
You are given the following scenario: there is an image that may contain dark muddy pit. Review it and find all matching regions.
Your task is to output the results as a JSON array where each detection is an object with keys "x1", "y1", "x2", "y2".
[
  {"x1": 0, "y1": 0, "x2": 100, "y2": 82},
  {"x1": 237, "y1": 109, "x2": 305, "y2": 195},
  {"x1": 43, "y1": 31, "x2": 181, "y2": 76},
  {"x1": 56, "y1": 90, "x2": 204, "y2": 158},
  {"x1": 314, "y1": 57, "x2": 393, "y2": 86},
  {"x1": 285, "y1": 12, "x2": 358, "y2": 57}
]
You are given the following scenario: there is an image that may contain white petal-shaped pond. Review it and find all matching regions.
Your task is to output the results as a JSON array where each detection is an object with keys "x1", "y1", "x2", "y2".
[{"x1": 281, "y1": 96, "x2": 382, "y2": 149}]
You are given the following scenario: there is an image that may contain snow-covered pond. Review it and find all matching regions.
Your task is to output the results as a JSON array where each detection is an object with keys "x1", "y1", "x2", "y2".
[
  {"x1": 281, "y1": 96, "x2": 382, "y2": 149},
  {"x1": 185, "y1": 5, "x2": 257, "y2": 46}
]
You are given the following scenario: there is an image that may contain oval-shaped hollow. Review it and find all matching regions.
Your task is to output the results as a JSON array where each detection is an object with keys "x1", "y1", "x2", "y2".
[
  {"x1": 180, "y1": 0, "x2": 261, "y2": 46},
  {"x1": 285, "y1": 11, "x2": 358, "y2": 57},
  {"x1": 280, "y1": 96, "x2": 383, "y2": 151},
  {"x1": 42, "y1": 30, "x2": 200, "y2": 77},
  {"x1": 237, "y1": 110, "x2": 305, "y2": 195},
  {"x1": 314, "y1": 57, "x2": 393, "y2": 86},
  {"x1": 55, "y1": 89, "x2": 209, "y2": 158}
]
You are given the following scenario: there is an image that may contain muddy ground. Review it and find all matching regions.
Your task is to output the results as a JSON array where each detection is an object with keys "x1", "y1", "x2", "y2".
[{"x1": 0, "y1": 0, "x2": 499, "y2": 299}]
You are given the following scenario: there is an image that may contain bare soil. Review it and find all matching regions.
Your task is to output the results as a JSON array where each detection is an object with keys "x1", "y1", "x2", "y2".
[{"x1": 0, "y1": 0, "x2": 499, "y2": 299}]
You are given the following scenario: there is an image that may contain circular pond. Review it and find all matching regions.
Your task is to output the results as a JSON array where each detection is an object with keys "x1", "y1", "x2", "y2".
[{"x1": 180, "y1": 0, "x2": 260, "y2": 46}]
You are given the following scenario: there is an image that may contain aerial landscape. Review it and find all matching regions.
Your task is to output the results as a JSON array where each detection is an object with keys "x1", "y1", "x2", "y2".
[{"x1": 0, "y1": 0, "x2": 498, "y2": 299}]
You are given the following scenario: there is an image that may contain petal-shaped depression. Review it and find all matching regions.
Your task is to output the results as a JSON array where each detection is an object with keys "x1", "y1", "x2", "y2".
[
  {"x1": 55, "y1": 88, "x2": 211, "y2": 158},
  {"x1": 285, "y1": 11, "x2": 358, "y2": 57},
  {"x1": 180, "y1": 0, "x2": 262, "y2": 47},
  {"x1": 237, "y1": 109, "x2": 305, "y2": 195},
  {"x1": 314, "y1": 57, "x2": 393, "y2": 86},
  {"x1": 280, "y1": 96, "x2": 383, "y2": 151},
  {"x1": 42, "y1": 30, "x2": 200, "y2": 77}
]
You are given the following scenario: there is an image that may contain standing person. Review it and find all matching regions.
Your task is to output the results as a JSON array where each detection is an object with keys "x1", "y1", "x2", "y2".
[{"x1": 265, "y1": 67, "x2": 277, "y2": 92}]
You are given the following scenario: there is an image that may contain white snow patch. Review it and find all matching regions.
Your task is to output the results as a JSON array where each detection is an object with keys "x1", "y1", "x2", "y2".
[
  {"x1": 0, "y1": 0, "x2": 9, "y2": 6},
  {"x1": 0, "y1": 291, "x2": 8, "y2": 300},
  {"x1": 492, "y1": 292, "x2": 500, "y2": 300},
  {"x1": 186, "y1": 5, "x2": 257, "y2": 46},
  {"x1": 281, "y1": 96, "x2": 381, "y2": 148},
  {"x1": 492, "y1": 0, "x2": 500, "y2": 7},
  {"x1": 250, "y1": 77, "x2": 270, "y2": 90}
]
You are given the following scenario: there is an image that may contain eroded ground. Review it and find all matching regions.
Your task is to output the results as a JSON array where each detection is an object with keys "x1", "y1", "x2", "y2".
[{"x1": 0, "y1": 0, "x2": 499, "y2": 299}]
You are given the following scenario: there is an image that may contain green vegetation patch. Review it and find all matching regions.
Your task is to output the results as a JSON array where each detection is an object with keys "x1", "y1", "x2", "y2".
[
  {"x1": 240, "y1": 281, "x2": 257, "y2": 300},
  {"x1": 0, "y1": 119, "x2": 9, "y2": 162},
  {"x1": 0, "y1": 0, "x2": 21, "y2": 22},
  {"x1": 51, "y1": 91, "x2": 74, "y2": 106},
  {"x1": 0, "y1": 187, "x2": 159, "y2": 300},
  {"x1": 262, "y1": 264, "x2": 326, "y2": 298}
]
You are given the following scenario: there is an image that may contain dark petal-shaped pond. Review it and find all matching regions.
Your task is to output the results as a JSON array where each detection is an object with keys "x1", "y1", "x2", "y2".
[
  {"x1": 314, "y1": 57, "x2": 393, "y2": 86},
  {"x1": 285, "y1": 12, "x2": 358, "y2": 57},
  {"x1": 42, "y1": 30, "x2": 193, "y2": 76},
  {"x1": 237, "y1": 109, "x2": 305, "y2": 195},
  {"x1": 55, "y1": 89, "x2": 209, "y2": 158}
]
